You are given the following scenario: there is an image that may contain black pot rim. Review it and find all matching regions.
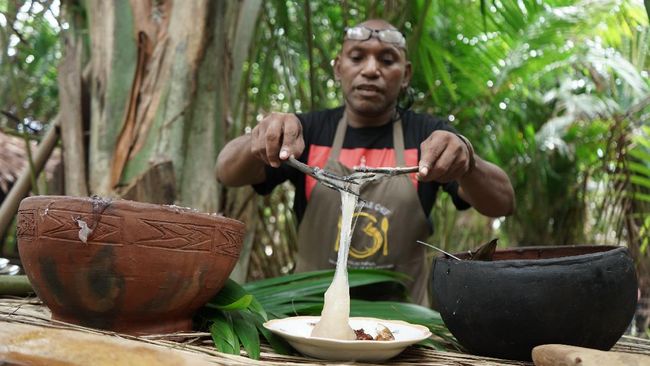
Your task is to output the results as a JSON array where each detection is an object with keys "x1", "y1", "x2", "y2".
[{"x1": 434, "y1": 245, "x2": 628, "y2": 268}]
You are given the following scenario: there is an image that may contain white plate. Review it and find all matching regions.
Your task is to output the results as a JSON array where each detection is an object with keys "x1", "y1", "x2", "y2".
[{"x1": 263, "y1": 316, "x2": 431, "y2": 362}]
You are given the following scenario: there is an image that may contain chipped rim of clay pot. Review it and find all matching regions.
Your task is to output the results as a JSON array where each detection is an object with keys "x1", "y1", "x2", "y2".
[{"x1": 17, "y1": 195, "x2": 245, "y2": 335}]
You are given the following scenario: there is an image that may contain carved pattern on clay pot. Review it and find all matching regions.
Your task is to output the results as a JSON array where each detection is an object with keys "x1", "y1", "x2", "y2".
[
  {"x1": 16, "y1": 209, "x2": 36, "y2": 239},
  {"x1": 38, "y1": 209, "x2": 122, "y2": 244},
  {"x1": 17, "y1": 195, "x2": 245, "y2": 335},
  {"x1": 215, "y1": 226, "x2": 244, "y2": 258},
  {"x1": 134, "y1": 218, "x2": 215, "y2": 252}
]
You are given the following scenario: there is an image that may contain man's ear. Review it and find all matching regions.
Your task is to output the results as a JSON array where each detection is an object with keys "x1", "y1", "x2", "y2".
[
  {"x1": 333, "y1": 55, "x2": 341, "y2": 81},
  {"x1": 402, "y1": 61, "x2": 412, "y2": 89}
]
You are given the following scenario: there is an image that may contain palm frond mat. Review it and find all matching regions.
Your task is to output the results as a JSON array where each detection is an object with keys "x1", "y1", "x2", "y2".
[{"x1": 2, "y1": 298, "x2": 650, "y2": 366}]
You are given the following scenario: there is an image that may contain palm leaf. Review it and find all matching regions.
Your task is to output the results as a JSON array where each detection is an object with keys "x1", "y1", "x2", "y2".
[{"x1": 245, "y1": 269, "x2": 408, "y2": 304}]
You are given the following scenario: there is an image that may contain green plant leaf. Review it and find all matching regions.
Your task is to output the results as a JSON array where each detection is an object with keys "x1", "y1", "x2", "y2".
[
  {"x1": 632, "y1": 192, "x2": 650, "y2": 203},
  {"x1": 350, "y1": 300, "x2": 444, "y2": 326},
  {"x1": 631, "y1": 175, "x2": 650, "y2": 189},
  {"x1": 247, "y1": 269, "x2": 408, "y2": 306},
  {"x1": 209, "y1": 312, "x2": 239, "y2": 355},
  {"x1": 629, "y1": 148, "x2": 650, "y2": 163},
  {"x1": 207, "y1": 279, "x2": 253, "y2": 311},
  {"x1": 628, "y1": 162, "x2": 650, "y2": 177},
  {"x1": 232, "y1": 312, "x2": 261, "y2": 360},
  {"x1": 257, "y1": 321, "x2": 293, "y2": 355},
  {"x1": 248, "y1": 297, "x2": 268, "y2": 321},
  {"x1": 243, "y1": 269, "x2": 333, "y2": 291}
]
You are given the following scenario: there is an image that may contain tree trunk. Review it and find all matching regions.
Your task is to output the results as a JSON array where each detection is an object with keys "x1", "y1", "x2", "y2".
[
  {"x1": 58, "y1": 33, "x2": 89, "y2": 197},
  {"x1": 63, "y1": 0, "x2": 261, "y2": 212}
]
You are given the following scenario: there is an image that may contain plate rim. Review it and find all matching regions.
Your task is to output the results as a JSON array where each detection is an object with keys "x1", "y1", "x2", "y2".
[{"x1": 263, "y1": 315, "x2": 432, "y2": 346}]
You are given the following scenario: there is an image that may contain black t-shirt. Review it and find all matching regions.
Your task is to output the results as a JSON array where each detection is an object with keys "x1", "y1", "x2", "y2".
[{"x1": 253, "y1": 106, "x2": 470, "y2": 229}]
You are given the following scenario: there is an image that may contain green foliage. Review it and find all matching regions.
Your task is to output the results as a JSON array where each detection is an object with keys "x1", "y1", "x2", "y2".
[
  {"x1": 628, "y1": 126, "x2": 650, "y2": 254},
  {"x1": 234, "y1": 0, "x2": 650, "y2": 277},
  {"x1": 2, "y1": 2, "x2": 649, "y2": 319},
  {"x1": 0, "y1": 1, "x2": 61, "y2": 132},
  {"x1": 3, "y1": 0, "x2": 646, "y2": 271},
  {"x1": 200, "y1": 270, "x2": 456, "y2": 358},
  {"x1": 201, "y1": 279, "x2": 279, "y2": 359}
]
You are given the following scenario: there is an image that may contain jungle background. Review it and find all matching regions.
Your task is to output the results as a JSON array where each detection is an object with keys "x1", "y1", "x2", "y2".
[{"x1": 0, "y1": 0, "x2": 649, "y2": 335}]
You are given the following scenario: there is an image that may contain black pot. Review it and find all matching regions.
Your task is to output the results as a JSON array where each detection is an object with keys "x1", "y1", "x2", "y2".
[{"x1": 431, "y1": 245, "x2": 638, "y2": 361}]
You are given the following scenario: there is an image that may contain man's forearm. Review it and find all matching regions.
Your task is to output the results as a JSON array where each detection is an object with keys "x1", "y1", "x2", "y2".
[
  {"x1": 457, "y1": 156, "x2": 515, "y2": 217},
  {"x1": 216, "y1": 135, "x2": 267, "y2": 187}
]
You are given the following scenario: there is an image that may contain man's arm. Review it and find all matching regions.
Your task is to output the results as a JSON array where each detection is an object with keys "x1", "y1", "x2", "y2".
[
  {"x1": 456, "y1": 157, "x2": 515, "y2": 217},
  {"x1": 216, "y1": 112, "x2": 305, "y2": 187},
  {"x1": 216, "y1": 134, "x2": 266, "y2": 186},
  {"x1": 417, "y1": 130, "x2": 515, "y2": 217}
]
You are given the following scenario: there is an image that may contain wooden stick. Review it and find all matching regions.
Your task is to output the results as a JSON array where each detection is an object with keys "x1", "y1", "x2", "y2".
[
  {"x1": 353, "y1": 166, "x2": 419, "y2": 175},
  {"x1": 533, "y1": 344, "x2": 650, "y2": 366},
  {"x1": 0, "y1": 117, "x2": 60, "y2": 240}
]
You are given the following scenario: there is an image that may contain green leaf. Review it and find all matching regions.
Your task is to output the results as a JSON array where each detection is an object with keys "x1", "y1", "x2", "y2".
[
  {"x1": 209, "y1": 313, "x2": 239, "y2": 355},
  {"x1": 248, "y1": 297, "x2": 268, "y2": 321},
  {"x1": 207, "y1": 279, "x2": 253, "y2": 311},
  {"x1": 249, "y1": 270, "x2": 407, "y2": 307},
  {"x1": 628, "y1": 162, "x2": 650, "y2": 177},
  {"x1": 208, "y1": 294, "x2": 253, "y2": 311},
  {"x1": 631, "y1": 175, "x2": 650, "y2": 189},
  {"x1": 628, "y1": 148, "x2": 650, "y2": 163},
  {"x1": 264, "y1": 301, "x2": 324, "y2": 316},
  {"x1": 243, "y1": 269, "x2": 333, "y2": 291},
  {"x1": 232, "y1": 313, "x2": 261, "y2": 360},
  {"x1": 419, "y1": 337, "x2": 448, "y2": 351},
  {"x1": 349, "y1": 300, "x2": 445, "y2": 326},
  {"x1": 632, "y1": 192, "x2": 650, "y2": 203},
  {"x1": 257, "y1": 322, "x2": 293, "y2": 355}
]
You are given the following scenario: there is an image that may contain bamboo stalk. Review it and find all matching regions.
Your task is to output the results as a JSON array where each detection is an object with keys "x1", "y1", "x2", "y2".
[
  {"x1": 0, "y1": 117, "x2": 60, "y2": 240},
  {"x1": 0, "y1": 275, "x2": 33, "y2": 296}
]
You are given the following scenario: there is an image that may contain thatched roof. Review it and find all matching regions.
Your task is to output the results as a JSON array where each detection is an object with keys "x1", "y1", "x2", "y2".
[{"x1": 0, "y1": 130, "x2": 60, "y2": 193}]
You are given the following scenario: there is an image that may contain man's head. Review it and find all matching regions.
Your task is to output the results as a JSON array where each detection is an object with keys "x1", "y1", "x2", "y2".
[{"x1": 334, "y1": 19, "x2": 411, "y2": 123}]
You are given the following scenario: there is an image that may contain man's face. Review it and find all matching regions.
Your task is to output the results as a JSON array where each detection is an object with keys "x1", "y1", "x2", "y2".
[{"x1": 334, "y1": 23, "x2": 411, "y2": 120}]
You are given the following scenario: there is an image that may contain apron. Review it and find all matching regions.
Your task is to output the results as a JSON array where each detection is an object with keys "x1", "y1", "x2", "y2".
[{"x1": 295, "y1": 114, "x2": 432, "y2": 305}]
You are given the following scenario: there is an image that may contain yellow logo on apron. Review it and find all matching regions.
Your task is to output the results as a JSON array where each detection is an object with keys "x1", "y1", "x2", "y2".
[{"x1": 334, "y1": 213, "x2": 389, "y2": 258}]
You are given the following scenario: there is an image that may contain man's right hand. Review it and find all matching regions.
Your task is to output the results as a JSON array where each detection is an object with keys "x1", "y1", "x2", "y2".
[{"x1": 251, "y1": 112, "x2": 305, "y2": 167}]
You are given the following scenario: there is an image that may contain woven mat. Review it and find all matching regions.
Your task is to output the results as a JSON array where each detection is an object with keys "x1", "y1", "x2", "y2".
[{"x1": 2, "y1": 297, "x2": 649, "y2": 366}]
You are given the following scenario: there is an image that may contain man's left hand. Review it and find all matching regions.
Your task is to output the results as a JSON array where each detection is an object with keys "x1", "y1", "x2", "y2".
[{"x1": 416, "y1": 131, "x2": 473, "y2": 182}]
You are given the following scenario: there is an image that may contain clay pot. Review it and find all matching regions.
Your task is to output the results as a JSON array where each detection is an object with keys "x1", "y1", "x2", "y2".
[
  {"x1": 17, "y1": 195, "x2": 244, "y2": 335},
  {"x1": 431, "y1": 245, "x2": 638, "y2": 361}
]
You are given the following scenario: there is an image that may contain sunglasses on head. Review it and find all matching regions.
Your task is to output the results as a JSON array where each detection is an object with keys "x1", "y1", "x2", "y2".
[{"x1": 344, "y1": 26, "x2": 406, "y2": 48}]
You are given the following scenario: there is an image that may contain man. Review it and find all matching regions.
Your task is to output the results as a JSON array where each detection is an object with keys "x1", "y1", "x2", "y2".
[{"x1": 217, "y1": 19, "x2": 515, "y2": 305}]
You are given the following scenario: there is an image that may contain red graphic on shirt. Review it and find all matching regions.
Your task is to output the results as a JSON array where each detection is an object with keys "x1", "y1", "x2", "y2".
[{"x1": 305, "y1": 145, "x2": 419, "y2": 200}]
